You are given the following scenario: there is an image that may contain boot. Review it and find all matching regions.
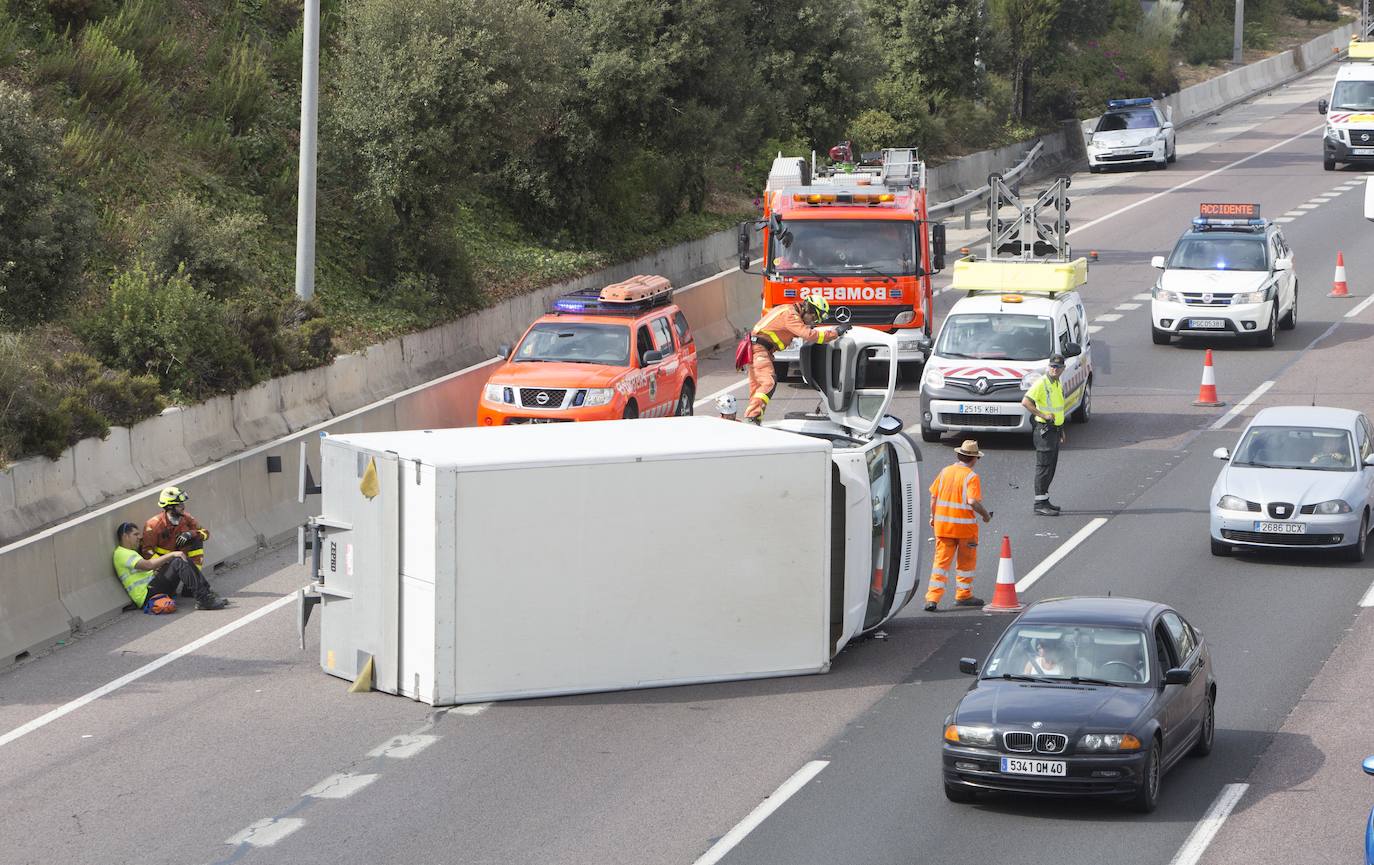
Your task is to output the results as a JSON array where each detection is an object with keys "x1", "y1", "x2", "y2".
[
  {"x1": 955, "y1": 596, "x2": 986, "y2": 608},
  {"x1": 1034, "y1": 503, "x2": 1060, "y2": 516},
  {"x1": 196, "y1": 592, "x2": 229, "y2": 611}
]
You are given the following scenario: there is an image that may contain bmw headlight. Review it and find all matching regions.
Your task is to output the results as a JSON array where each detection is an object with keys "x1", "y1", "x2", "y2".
[
  {"x1": 1231, "y1": 288, "x2": 1271, "y2": 304},
  {"x1": 1217, "y1": 494, "x2": 1253, "y2": 511},
  {"x1": 924, "y1": 368, "x2": 945, "y2": 389},
  {"x1": 1311, "y1": 499, "x2": 1352, "y2": 514},
  {"x1": 583, "y1": 388, "x2": 615, "y2": 407},
  {"x1": 944, "y1": 724, "x2": 997, "y2": 747},
  {"x1": 1077, "y1": 733, "x2": 1142, "y2": 752},
  {"x1": 483, "y1": 383, "x2": 514, "y2": 404},
  {"x1": 1152, "y1": 285, "x2": 1183, "y2": 304}
]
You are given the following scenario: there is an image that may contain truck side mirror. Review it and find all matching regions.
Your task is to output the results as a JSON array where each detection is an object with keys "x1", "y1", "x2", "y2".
[
  {"x1": 769, "y1": 213, "x2": 783, "y2": 236},
  {"x1": 1317, "y1": 98, "x2": 1328, "y2": 115},
  {"x1": 737, "y1": 223, "x2": 752, "y2": 273},
  {"x1": 958, "y1": 658, "x2": 979, "y2": 675},
  {"x1": 930, "y1": 222, "x2": 947, "y2": 272},
  {"x1": 497, "y1": 343, "x2": 512, "y2": 360}
]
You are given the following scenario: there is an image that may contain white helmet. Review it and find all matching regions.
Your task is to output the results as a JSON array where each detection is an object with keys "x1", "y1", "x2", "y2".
[{"x1": 716, "y1": 394, "x2": 738, "y2": 415}]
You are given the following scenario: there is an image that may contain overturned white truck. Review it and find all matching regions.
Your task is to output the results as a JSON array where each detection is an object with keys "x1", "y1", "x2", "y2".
[{"x1": 297, "y1": 329, "x2": 925, "y2": 705}]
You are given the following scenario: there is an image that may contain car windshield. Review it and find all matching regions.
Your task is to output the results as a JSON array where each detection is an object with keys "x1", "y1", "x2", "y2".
[
  {"x1": 1095, "y1": 109, "x2": 1158, "y2": 132},
  {"x1": 1166, "y1": 236, "x2": 1268, "y2": 271},
  {"x1": 984, "y1": 624, "x2": 1151, "y2": 685},
  {"x1": 1232, "y1": 425, "x2": 1356, "y2": 471},
  {"x1": 1330, "y1": 80, "x2": 1374, "y2": 111},
  {"x1": 934, "y1": 314, "x2": 1053, "y2": 361},
  {"x1": 769, "y1": 219, "x2": 917, "y2": 276},
  {"x1": 514, "y1": 322, "x2": 630, "y2": 365}
]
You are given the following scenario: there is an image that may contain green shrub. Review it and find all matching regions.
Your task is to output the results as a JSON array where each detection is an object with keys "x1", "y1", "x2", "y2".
[
  {"x1": 1287, "y1": 0, "x2": 1339, "y2": 21},
  {"x1": 205, "y1": 33, "x2": 271, "y2": 134},
  {"x1": 140, "y1": 195, "x2": 266, "y2": 299},
  {"x1": 1182, "y1": 22, "x2": 1233, "y2": 65},
  {"x1": 45, "y1": 0, "x2": 113, "y2": 32}
]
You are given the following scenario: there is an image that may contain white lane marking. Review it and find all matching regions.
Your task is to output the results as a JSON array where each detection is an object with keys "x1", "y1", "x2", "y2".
[
  {"x1": 1015, "y1": 518, "x2": 1109, "y2": 594},
  {"x1": 1133, "y1": 293, "x2": 1152, "y2": 301},
  {"x1": 0, "y1": 592, "x2": 296, "y2": 751},
  {"x1": 1297, "y1": 203, "x2": 1320, "y2": 210},
  {"x1": 1359, "y1": 578, "x2": 1374, "y2": 608},
  {"x1": 1094, "y1": 313, "x2": 1122, "y2": 322},
  {"x1": 302, "y1": 772, "x2": 379, "y2": 800},
  {"x1": 1310, "y1": 195, "x2": 1336, "y2": 201},
  {"x1": 1208, "y1": 380, "x2": 1275, "y2": 431},
  {"x1": 1088, "y1": 325, "x2": 1104, "y2": 334},
  {"x1": 1344, "y1": 294, "x2": 1374, "y2": 318},
  {"x1": 693, "y1": 760, "x2": 829, "y2": 865},
  {"x1": 1282, "y1": 210, "x2": 1307, "y2": 217},
  {"x1": 1167, "y1": 783, "x2": 1249, "y2": 865},
  {"x1": 367, "y1": 733, "x2": 438, "y2": 759},
  {"x1": 695, "y1": 379, "x2": 748, "y2": 409},
  {"x1": 1069, "y1": 125, "x2": 1323, "y2": 237},
  {"x1": 448, "y1": 702, "x2": 491, "y2": 717},
  {"x1": 1275, "y1": 217, "x2": 1296, "y2": 223},
  {"x1": 226, "y1": 817, "x2": 306, "y2": 848},
  {"x1": 1115, "y1": 302, "x2": 1142, "y2": 311}
]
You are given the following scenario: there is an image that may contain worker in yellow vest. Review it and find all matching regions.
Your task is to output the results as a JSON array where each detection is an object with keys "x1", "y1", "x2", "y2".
[
  {"x1": 1022, "y1": 354, "x2": 1067, "y2": 516},
  {"x1": 924, "y1": 440, "x2": 993, "y2": 612}
]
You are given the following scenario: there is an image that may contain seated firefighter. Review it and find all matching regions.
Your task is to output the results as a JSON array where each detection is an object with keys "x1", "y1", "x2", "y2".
[{"x1": 113, "y1": 521, "x2": 227, "y2": 613}]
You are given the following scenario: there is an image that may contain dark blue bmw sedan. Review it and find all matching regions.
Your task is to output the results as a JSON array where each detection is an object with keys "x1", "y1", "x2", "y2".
[{"x1": 942, "y1": 597, "x2": 1216, "y2": 813}]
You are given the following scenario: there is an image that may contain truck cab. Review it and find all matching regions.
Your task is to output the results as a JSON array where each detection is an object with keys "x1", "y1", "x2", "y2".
[
  {"x1": 1318, "y1": 40, "x2": 1374, "y2": 171},
  {"x1": 918, "y1": 258, "x2": 1092, "y2": 442}
]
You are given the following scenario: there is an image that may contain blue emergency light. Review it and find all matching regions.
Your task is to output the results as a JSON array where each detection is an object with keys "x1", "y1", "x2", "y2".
[
  {"x1": 1192, "y1": 217, "x2": 1267, "y2": 230},
  {"x1": 549, "y1": 287, "x2": 672, "y2": 315},
  {"x1": 1107, "y1": 97, "x2": 1154, "y2": 109}
]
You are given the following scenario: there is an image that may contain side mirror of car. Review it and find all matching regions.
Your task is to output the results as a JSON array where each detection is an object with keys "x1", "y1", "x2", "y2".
[
  {"x1": 497, "y1": 343, "x2": 512, "y2": 360},
  {"x1": 1274, "y1": 257, "x2": 1293, "y2": 272},
  {"x1": 1317, "y1": 98, "x2": 1328, "y2": 115},
  {"x1": 1364, "y1": 454, "x2": 1374, "y2": 468},
  {"x1": 1151, "y1": 255, "x2": 1166, "y2": 269},
  {"x1": 641, "y1": 350, "x2": 663, "y2": 366},
  {"x1": 1363, "y1": 755, "x2": 1374, "y2": 776},
  {"x1": 1163, "y1": 667, "x2": 1192, "y2": 686},
  {"x1": 1213, "y1": 447, "x2": 1231, "y2": 460},
  {"x1": 958, "y1": 658, "x2": 979, "y2": 676},
  {"x1": 1064, "y1": 342, "x2": 1082, "y2": 358},
  {"x1": 917, "y1": 336, "x2": 933, "y2": 353}
]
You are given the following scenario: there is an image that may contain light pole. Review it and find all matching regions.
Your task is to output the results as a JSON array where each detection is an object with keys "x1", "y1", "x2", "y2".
[
  {"x1": 294, "y1": 0, "x2": 320, "y2": 302},
  {"x1": 1233, "y1": 0, "x2": 1245, "y2": 65}
]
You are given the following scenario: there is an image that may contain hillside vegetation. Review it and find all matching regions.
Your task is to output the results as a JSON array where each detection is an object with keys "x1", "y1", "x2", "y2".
[{"x1": 0, "y1": 0, "x2": 1348, "y2": 463}]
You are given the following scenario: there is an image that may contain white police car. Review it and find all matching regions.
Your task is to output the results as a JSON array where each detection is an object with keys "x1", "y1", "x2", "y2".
[
  {"x1": 1087, "y1": 98, "x2": 1176, "y2": 172},
  {"x1": 1149, "y1": 205, "x2": 1296, "y2": 347}
]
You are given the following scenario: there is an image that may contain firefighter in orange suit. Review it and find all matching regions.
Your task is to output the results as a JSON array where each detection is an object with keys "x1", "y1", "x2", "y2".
[
  {"x1": 744, "y1": 295, "x2": 849, "y2": 424},
  {"x1": 924, "y1": 440, "x2": 993, "y2": 612}
]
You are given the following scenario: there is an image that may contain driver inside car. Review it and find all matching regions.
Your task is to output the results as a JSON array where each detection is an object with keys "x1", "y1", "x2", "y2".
[{"x1": 1023, "y1": 639, "x2": 1065, "y2": 676}]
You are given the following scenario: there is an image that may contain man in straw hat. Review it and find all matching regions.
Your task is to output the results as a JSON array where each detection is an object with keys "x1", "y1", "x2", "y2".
[{"x1": 924, "y1": 440, "x2": 993, "y2": 612}]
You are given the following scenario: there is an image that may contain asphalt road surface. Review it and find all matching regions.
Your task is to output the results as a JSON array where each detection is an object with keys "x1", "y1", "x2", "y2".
[{"x1": 2, "y1": 65, "x2": 1373, "y2": 865}]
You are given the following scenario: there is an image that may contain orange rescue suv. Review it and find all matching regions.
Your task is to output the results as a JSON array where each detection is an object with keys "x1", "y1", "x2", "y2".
[{"x1": 478, "y1": 276, "x2": 700, "y2": 425}]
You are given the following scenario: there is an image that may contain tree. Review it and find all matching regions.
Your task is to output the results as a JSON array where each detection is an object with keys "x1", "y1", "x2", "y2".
[
  {"x1": 870, "y1": 0, "x2": 985, "y2": 115},
  {"x1": 989, "y1": 0, "x2": 1060, "y2": 120}
]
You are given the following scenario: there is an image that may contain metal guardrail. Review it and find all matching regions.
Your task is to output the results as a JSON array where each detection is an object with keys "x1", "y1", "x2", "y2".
[{"x1": 927, "y1": 140, "x2": 1046, "y2": 226}]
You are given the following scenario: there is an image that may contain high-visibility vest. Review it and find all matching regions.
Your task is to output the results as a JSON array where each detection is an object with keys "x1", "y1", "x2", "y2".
[
  {"x1": 930, "y1": 463, "x2": 980, "y2": 539},
  {"x1": 1027, "y1": 375, "x2": 1066, "y2": 426},
  {"x1": 113, "y1": 545, "x2": 152, "y2": 606}
]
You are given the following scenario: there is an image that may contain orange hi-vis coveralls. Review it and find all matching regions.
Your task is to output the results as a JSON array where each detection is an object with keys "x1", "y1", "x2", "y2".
[
  {"x1": 926, "y1": 462, "x2": 981, "y2": 604},
  {"x1": 143, "y1": 511, "x2": 209, "y2": 570},
  {"x1": 746, "y1": 303, "x2": 829, "y2": 421}
]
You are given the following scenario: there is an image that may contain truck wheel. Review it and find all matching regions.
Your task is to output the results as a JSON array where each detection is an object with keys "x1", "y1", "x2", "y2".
[
  {"x1": 1256, "y1": 302, "x2": 1278, "y2": 347},
  {"x1": 921, "y1": 424, "x2": 941, "y2": 443},
  {"x1": 1323, "y1": 156, "x2": 1335, "y2": 171},
  {"x1": 1151, "y1": 327, "x2": 1171, "y2": 345},
  {"x1": 674, "y1": 381, "x2": 695, "y2": 416},
  {"x1": 623, "y1": 401, "x2": 639, "y2": 419},
  {"x1": 1071, "y1": 377, "x2": 1092, "y2": 424}
]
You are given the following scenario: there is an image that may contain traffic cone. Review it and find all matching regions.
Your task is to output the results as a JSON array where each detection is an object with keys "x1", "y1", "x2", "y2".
[
  {"x1": 1192, "y1": 349, "x2": 1225, "y2": 407},
  {"x1": 986, "y1": 536, "x2": 1024, "y2": 613},
  {"x1": 1330, "y1": 251, "x2": 1350, "y2": 298}
]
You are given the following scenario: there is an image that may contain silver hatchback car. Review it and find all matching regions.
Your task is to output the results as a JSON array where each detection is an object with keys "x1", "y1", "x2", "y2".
[{"x1": 1210, "y1": 406, "x2": 1374, "y2": 560}]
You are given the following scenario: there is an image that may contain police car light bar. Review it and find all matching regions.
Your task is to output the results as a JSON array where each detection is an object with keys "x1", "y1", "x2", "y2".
[
  {"x1": 1106, "y1": 97, "x2": 1153, "y2": 109},
  {"x1": 550, "y1": 287, "x2": 673, "y2": 315}
]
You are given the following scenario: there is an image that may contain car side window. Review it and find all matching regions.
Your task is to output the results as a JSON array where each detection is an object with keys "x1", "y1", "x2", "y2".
[
  {"x1": 1161, "y1": 612, "x2": 1196, "y2": 661},
  {"x1": 636, "y1": 325, "x2": 656, "y2": 366},
  {"x1": 1358, "y1": 417, "x2": 1373, "y2": 461},
  {"x1": 1153, "y1": 622, "x2": 1178, "y2": 673},
  {"x1": 1268, "y1": 236, "x2": 1281, "y2": 269},
  {"x1": 650, "y1": 317, "x2": 675, "y2": 354},
  {"x1": 672, "y1": 311, "x2": 693, "y2": 347},
  {"x1": 1058, "y1": 315, "x2": 1070, "y2": 352}
]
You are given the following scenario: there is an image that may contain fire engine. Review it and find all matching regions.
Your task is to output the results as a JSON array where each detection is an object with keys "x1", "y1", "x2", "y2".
[{"x1": 738, "y1": 147, "x2": 945, "y2": 380}]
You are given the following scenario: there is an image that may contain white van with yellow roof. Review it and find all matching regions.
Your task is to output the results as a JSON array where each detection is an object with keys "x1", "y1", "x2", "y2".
[
  {"x1": 1318, "y1": 37, "x2": 1374, "y2": 170},
  {"x1": 918, "y1": 257, "x2": 1093, "y2": 442}
]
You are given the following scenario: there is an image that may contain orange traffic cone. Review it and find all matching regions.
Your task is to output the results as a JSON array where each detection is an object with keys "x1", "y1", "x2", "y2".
[
  {"x1": 1192, "y1": 349, "x2": 1225, "y2": 407},
  {"x1": 986, "y1": 536, "x2": 1024, "y2": 613},
  {"x1": 1330, "y1": 251, "x2": 1350, "y2": 298}
]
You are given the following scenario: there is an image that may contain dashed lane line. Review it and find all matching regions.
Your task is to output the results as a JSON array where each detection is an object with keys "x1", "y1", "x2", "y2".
[
  {"x1": 1133, "y1": 293, "x2": 1152, "y2": 301},
  {"x1": 1344, "y1": 293, "x2": 1374, "y2": 318},
  {"x1": 1166, "y1": 783, "x2": 1250, "y2": 865},
  {"x1": 1115, "y1": 302, "x2": 1141, "y2": 311},
  {"x1": 693, "y1": 761, "x2": 829, "y2": 865},
  {"x1": 1094, "y1": 313, "x2": 1122, "y2": 323},
  {"x1": 1014, "y1": 518, "x2": 1109, "y2": 594},
  {"x1": 302, "y1": 772, "x2": 379, "y2": 800},
  {"x1": 1359, "y1": 578, "x2": 1374, "y2": 608},
  {"x1": 1208, "y1": 380, "x2": 1275, "y2": 431},
  {"x1": 225, "y1": 817, "x2": 305, "y2": 848},
  {"x1": 1275, "y1": 217, "x2": 1296, "y2": 223}
]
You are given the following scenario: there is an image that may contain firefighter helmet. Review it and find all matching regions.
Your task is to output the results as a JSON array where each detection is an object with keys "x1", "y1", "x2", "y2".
[
  {"x1": 158, "y1": 486, "x2": 189, "y2": 509},
  {"x1": 803, "y1": 294, "x2": 831, "y2": 320}
]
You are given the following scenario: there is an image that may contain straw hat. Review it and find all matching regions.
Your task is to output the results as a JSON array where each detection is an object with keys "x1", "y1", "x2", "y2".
[{"x1": 955, "y1": 440, "x2": 984, "y2": 458}]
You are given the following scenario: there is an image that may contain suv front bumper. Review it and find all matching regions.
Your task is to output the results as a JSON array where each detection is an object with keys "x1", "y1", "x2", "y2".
[{"x1": 1151, "y1": 298, "x2": 1273, "y2": 337}]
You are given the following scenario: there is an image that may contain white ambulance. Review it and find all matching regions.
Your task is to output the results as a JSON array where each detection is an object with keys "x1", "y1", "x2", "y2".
[
  {"x1": 1319, "y1": 40, "x2": 1374, "y2": 170},
  {"x1": 918, "y1": 257, "x2": 1093, "y2": 442}
]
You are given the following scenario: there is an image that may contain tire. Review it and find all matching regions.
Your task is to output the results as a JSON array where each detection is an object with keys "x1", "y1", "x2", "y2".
[
  {"x1": 1089, "y1": 164, "x2": 1102, "y2": 174},
  {"x1": 622, "y1": 400, "x2": 639, "y2": 420},
  {"x1": 1151, "y1": 327, "x2": 1172, "y2": 345},
  {"x1": 921, "y1": 424, "x2": 942, "y2": 443},
  {"x1": 1279, "y1": 282, "x2": 1297, "y2": 330},
  {"x1": 674, "y1": 380, "x2": 694, "y2": 417},
  {"x1": 1255, "y1": 302, "x2": 1278, "y2": 347},
  {"x1": 1210, "y1": 536, "x2": 1232, "y2": 557},
  {"x1": 944, "y1": 781, "x2": 977, "y2": 804},
  {"x1": 1071, "y1": 376, "x2": 1092, "y2": 424},
  {"x1": 1342, "y1": 512, "x2": 1368, "y2": 562},
  {"x1": 1190, "y1": 690, "x2": 1215, "y2": 757},
  {"x1": 1323, "y1": 156, "x2": 1336, "y2": 171},
  {"x1": 1131, "y1": 740, "x2": 1162, "y2": 814},
  {"x1": 1154, "y1": 158, "x2": 1167, "y2": 170},
  {"x1": 1167, "y1": 144, "x2": 1177, "y2": 164}
]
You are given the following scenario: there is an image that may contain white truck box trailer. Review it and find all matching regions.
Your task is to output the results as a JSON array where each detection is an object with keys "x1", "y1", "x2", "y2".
[{"x1": 300, "y1": 329, "x2": 923, "y2": 704}]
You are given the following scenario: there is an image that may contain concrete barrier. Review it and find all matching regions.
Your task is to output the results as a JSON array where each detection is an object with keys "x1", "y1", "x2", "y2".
[
  {"x1": 3, "y1": 453, "x2": 87, "y2": 537},
  {"x1": 363, "y1": 340, "x2": 409, "y2": 404},
  {"x1": 181, "y1": 397, "x2": 246, "y2": 466},
  {"x1": 279, "y1": 367, "x2": 331, "y2": 432},
  {"x1": 129, "y1": 408, "x2": 195, "y2": 486},
  {"x1": 54, "y1": 504, "x2": 148, "y2": 629},
  {"x1": 232, "y1": 380, "x2": 289, "y2": 445},
  {"x1": 72, "y1": 428, "x2": 143, "y2": 508},
  {"x1": 325, "y1": 352, "x2": 371, "y2": 417},
  {"x1": 0, "y1": 540, "x2": 69, "y2": 665}
]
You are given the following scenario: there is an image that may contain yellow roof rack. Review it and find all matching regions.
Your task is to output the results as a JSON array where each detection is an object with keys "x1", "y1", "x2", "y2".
[
  {"x1": 952, "y1": 257, "x2": 1089, "y2": 294},
  {"x1": 1350, "y1": 37, "x2": 1374, "y2": 61}
]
